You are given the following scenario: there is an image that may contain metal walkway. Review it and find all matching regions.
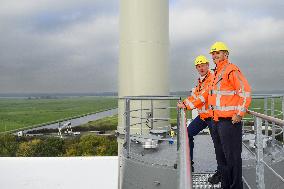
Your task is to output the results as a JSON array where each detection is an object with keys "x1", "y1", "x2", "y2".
[
  {"x1": 194, "y1": 134, "x2": 284, "y2": 189},
  {"x1": 190, "y1": 134, "x2": 221, "y2": 188},
  {"x1": 118, "y1": 95, "x2": 284, "y2": 189},
  {"x1": 192, "y1": 173, "x2": 221, "y2": 189}
]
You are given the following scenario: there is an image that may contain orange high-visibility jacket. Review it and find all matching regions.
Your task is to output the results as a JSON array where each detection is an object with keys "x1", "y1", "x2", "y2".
[
  {"x1": 208, "y1": 59, "x2": 251, "y2": 121},
  {"x1": 182, "y1": 71, "x2": 213, "y2": 120}
]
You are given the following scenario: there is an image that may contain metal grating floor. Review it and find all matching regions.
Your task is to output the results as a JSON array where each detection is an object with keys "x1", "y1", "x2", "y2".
[{"x1": 192, "y1": 173, "x2": 221, "y2": 189}]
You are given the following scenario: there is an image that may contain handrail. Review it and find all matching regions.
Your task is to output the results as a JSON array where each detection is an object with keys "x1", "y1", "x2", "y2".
[
  {"x1": 246, "y1": 108, "x2": 284, "y2": 189},
  {"x1": 178, "y1": 109, "x2": 193, "y2": 189},
  {"x1": 119, "y1": 96, "x2": 180, "y2": 100},
  {"x1": 251, "y1": 94, "x2": 283, "y2": 99},
  {"x1": 247, "y1": 110, "x2": 284, "y2": 126}
]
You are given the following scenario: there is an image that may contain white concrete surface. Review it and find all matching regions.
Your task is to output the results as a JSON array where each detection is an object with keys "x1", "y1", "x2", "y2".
[{"x1": 0, "y1": 157, "x2": 118, "y2": 189}]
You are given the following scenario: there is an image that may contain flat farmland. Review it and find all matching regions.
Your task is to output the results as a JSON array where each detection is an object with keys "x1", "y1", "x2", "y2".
[
  {"x1": 0, "y1": 97, "x2": 117, "y2": 133},
  {"x1": 0, "y1": 96, "x2": 282, "y2": 133}
]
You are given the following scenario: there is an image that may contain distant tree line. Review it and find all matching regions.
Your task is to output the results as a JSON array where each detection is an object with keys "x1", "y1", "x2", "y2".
[{"x1": 0, "y1": 134, "x2": 117, "y2": 157}]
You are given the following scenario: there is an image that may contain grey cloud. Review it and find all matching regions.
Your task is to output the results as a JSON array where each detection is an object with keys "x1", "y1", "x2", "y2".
[
  {"x1": 0, "y1": 1, "x2": 283, "y2": 93},
  {"x1": 176, "y1": 0, "x2": 284, "y2": 18},
  {"x1": 0, "y1": 1, "x2": 118, "y2": 93},
  {"x1": 169, "y1": 1, "x2": 284, "y2": 92}
]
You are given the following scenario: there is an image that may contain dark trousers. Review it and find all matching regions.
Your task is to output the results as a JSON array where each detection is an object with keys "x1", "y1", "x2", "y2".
[
  {"x1": 187, "y1": 115, "x2": 212, "y2": 162},
  {"x1": 211, "y1": 119, "x2": 243, "y2": 189}
]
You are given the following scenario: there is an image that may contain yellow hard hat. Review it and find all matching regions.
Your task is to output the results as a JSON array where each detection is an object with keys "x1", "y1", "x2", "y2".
[
  {"x1": 194, "y1": 55, "x2": 209, "y2": 66},
  {"x1": 170, "y1": 130, "x2": 175, "y2": 138},
  {"x1": 209, "y1": 42, "x2": 229, "y2": 54}
]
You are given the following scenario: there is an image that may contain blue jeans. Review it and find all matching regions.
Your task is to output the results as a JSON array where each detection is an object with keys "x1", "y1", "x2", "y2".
[{"x1": 187, "y1": 115, "x2": 212, "y2": 162}]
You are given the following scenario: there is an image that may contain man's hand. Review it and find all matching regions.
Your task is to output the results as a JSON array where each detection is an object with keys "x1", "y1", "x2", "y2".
[
  {"x1": 232, "y1": 114, "x2": 242, "y2": 124},
  {"x1": 177, "y1": 102, "x2": 186, "y2": 109}
]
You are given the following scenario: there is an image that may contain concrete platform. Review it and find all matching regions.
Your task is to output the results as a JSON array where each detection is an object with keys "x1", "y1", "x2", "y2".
[{"x1": 0, "y1": 157, "x2": 118, "y2": 189}]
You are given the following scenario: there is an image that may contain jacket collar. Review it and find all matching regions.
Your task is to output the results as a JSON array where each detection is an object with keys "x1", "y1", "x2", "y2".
[
  {"x1": 215, "y1": 59, "x2": 229, "y2": 72},
  {"x1": 198, "y1": 71, "x2": 209, "y2": 83}
]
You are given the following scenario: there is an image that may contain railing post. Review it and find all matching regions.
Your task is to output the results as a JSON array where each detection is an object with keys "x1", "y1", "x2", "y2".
[
  {"x1": 282, "y1": 96, "x2": 284, "y2": 120},
  {"x1": 177, "y1": 102, "x2": 181, "y2": 151},
  {"x1": 255, "y1": 116, "x2": 265, "y2": 189},
  {"x1": 151, "y1": 99, "x2": 154, "y2": 129},
  {"x1": 140, "y1": 100, "x2": 143, "y2": 135},
  {"x1": 264, "y1": 97, "x2": 268, "y2": 136},
  {"x1": 271, "y1": 97, "x2": 275, "y2": 146},
  {"x1": 125, "y1": 98, "x2": 131, "y2": 158},
  {"x1": 178, "y1": 108, "x2": 192, "y2": 189},
  {"x1": 282, "y1": 96, "x2": 284, "y2": 146}
]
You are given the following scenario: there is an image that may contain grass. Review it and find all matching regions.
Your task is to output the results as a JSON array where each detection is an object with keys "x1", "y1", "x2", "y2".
[
  {"x1": 0, "y1": 96, "x2": 282, "y2": 133},
  {"x1": 247, "y1": 97, "x2": 283, "y2": 119},
  {"x1": 0, "y1": 97, "x2": 117, "y2": 133}
]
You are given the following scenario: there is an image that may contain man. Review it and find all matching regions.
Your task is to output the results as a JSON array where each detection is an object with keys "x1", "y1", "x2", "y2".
[
  {"x1": 178, "y1": 55, "x2": 220, "y2": 183},
  {"x1": 208, "y1": 42, "x2": 251, "y2": 189}
]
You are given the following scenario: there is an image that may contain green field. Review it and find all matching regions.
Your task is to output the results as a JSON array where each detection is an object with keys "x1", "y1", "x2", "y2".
[
  {"x1": 0, "y1": 97, "x2": 117, "y2": 133},
  {"x1": 0, "y1": 96, "x2": 282, "y2": 133},
  {"x1": 248, "y1": 98, "x2": 282, "y2": 117}
]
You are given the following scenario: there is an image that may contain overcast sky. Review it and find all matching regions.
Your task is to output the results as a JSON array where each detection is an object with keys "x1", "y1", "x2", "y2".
[{"x1": 0, "y1": 0, "x2": 283, "y2": 93}]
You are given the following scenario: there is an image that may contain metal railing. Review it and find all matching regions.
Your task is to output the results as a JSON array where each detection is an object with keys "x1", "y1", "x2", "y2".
[
  {"x1": 245, "y1": 108, "x2": 284, "y2": 189},
  {"x1": 120, "y1": 95, "x2": 284, "y2": 189},
  {"x1": 243, "y1": 95, "x2": 284, "y2": 150},
  {"x1": 121, "y1": 96, "x2": 192, "y2": 189},
  {"x1": 178, "y1": 108, "x2": 193, "y2": 189},
  {"x1": 122, "y1": 96, "x2": 180, "y2": 157}
]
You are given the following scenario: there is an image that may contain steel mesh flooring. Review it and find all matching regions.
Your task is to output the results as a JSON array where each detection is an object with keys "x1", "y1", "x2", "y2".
[{"x1": 192, "y1": 173, "x2": 221, "y2": 188}]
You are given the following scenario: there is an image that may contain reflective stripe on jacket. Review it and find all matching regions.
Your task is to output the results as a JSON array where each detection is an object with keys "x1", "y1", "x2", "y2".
[
  {"x1": 183, "y1": 71, "x2": 213, "y2": 120},
  {"x1": 208, "y1": 59, "x2": 251, "y2": 121}
]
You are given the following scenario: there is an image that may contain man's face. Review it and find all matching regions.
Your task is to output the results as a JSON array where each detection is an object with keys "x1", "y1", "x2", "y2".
[
  {"x1": 211, "y1": 51, "x2": 228, "y2": 64},
  {"x1": 196, "y1": 63, "x2": 209, "y2": 76}
]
